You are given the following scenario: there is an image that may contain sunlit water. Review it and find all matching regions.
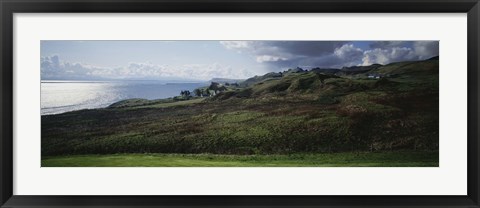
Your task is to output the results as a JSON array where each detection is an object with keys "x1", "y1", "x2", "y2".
[{"x1": 41, "y1": 80, "x2": 206, "y2": 115}]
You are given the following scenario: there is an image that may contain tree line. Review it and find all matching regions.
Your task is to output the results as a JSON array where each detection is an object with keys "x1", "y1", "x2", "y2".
[{"x1": 180, "y1": 82, "x2": 239, "y2": 98}]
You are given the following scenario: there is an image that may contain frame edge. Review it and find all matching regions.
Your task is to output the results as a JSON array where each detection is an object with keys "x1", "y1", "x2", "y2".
[
  {"x1": 0, "y1": 0, "x2": 14, "y2": 207},
  {"x1": 1, "y1": 0, "x2": 480, "y2": 207},
  {"x1": 468, "y1": 1, "x2": 480, "y2": 206}
]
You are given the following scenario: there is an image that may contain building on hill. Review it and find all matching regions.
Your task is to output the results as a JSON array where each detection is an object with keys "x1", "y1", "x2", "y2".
[
  {"x1": 208, "y1": 90, "x2": 217, "y2": 96},
  {"x1": 367, "y1": 73, "x2": 382, "y2": 79}
]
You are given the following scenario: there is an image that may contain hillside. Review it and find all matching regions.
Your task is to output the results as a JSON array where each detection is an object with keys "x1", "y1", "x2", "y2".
[{"x1": 41, "y1": 58, "x2": 439, "y2": 158}]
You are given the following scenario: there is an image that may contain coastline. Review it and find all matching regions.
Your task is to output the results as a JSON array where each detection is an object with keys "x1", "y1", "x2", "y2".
[{"x1": 41, "y1": 80, "x2": 208, "y2": 115}]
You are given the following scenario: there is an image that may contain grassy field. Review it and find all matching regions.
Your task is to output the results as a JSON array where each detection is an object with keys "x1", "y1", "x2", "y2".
[{"x1": 42, "y1": 151, "x2": 439, "y2": 167}]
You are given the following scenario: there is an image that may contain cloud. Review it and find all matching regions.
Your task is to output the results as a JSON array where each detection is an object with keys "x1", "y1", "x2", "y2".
[
  {"x1": 43, "y1": 41, "x2": 439, "y2": 80},
  {"x1": 220, "y1": 41, "x2": 438, "y2": 70},
  {"x1": 369, "y1": 41, "x2": 405, "y2": 49},
  {"x1": 412, "y1": 41, "x2": 439, "y2": 60},
  {"x1": 362, "y1": 47, "x2": 415, "y2": 65},
  {"x1": 255, "y1": 55, "x2": 289, "y2": 63},
  {"x1": 362, "y1": 41, "x2": 439, "y2": 65},
  {"x1": 220, "y1": 41, "x2": 253, "y2": 50},
  {"x1": 41, "y1": 55, "x2": 256, "y2": 81},
  {"x1": 41, "y1": 55, "x2": 114, "y2": 80},
  {"x1": 333, "y1": 44, "x2": 364, "y2": 65},
  {"x1": 220, "y1": 41, "x2": 348, "y2": 69},
  {"x1": 284, "y1": 44, "x2": 364, "y2": 68}
]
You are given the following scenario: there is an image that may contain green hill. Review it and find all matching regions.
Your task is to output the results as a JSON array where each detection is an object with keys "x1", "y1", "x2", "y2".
[{"x1": 239, "y1": 72, "x2": 283, "y2": 87}]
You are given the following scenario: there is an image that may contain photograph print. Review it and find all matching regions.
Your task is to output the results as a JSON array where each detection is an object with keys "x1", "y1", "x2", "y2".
[{"x1": 41, "y1": 40, "x2": 439, "y2": 167}]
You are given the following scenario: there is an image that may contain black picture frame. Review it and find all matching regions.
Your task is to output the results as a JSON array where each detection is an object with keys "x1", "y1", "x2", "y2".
[{"x1": 1, "y1": 0, "x2": 479, "y2": 207}]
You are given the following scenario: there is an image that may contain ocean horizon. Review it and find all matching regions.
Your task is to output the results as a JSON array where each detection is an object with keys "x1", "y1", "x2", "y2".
[{"x1": 41, "y1": 80, "x2": 206, "y2": 115}]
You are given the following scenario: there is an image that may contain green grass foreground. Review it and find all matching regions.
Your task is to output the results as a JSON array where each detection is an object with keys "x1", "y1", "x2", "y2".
[{"x1": 42, "y1": 151, "x2": 439, "y2": 167}]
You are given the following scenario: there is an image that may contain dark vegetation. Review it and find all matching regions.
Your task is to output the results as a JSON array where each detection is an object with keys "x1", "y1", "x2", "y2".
[{"x1": 41, "y1": 57, "x2": 439, "y2": 158}]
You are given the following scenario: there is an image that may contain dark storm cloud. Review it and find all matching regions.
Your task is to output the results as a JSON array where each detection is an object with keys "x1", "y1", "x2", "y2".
[
  {"x1": 261, "y1": 41, "x2": 348, "y2": 56},
  {"x1": 412, "y1": 41, "x2": 439, "y2": 59},
  {"x1": 220, "y1": 41, "x2": 439, "y2": 70},
  {"x1": 220, "y1": 41, "x2": 352, "y2": 69}
]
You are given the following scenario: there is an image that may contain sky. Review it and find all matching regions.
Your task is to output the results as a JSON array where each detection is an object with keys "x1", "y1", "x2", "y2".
[{"x1": 41, "y1": 41, "x2": 439, "y2": 81}]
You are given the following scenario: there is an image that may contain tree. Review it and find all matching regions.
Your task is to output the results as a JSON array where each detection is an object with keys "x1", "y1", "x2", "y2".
[
  {"x1": 180, "y1": 90, "x2": 191, "y2": 97},
  {"x1": 217, "y1": 86, "x2": 227, "y2": 92},
  {"x1": 209, "y1": 82, "x2": 220, "y2": 91},
  {"x1": 209, "y1": 82, "x2": 227, "y2": 93},
  {"x1": 193, "y1": 88, "x2": 202, "y2": 97}
]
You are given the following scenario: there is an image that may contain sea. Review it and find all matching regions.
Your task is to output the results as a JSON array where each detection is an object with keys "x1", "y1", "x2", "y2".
[{"x1": 41, "y1": 80, "x2": 207, "y2": 115}]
